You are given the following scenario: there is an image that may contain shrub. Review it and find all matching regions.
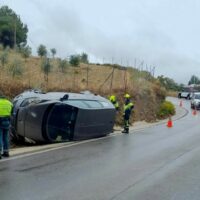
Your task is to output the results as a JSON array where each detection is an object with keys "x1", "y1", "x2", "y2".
[
  {"x1": 0, "y1": 51, "x2": 9, "y2": 67},
  {"x1": 19, "y1": 45, "x2": 32, "y2": 60},
  {"x1": 41, "y1": 57, "x2": 52, "y2": 83},
  {"x1": 157, "y1": 100, "x2": 175, "y2": 119},
  {"x1": 69, "y1": 55, "x2": 80, "y2": 67},
  {"x1": 9, "y1": 59, "x2": 24, "y2": 78},
  {"x1": 58, "y1": 58, "x2": 68, "y2": 73},
  {"x1": 0, "y1": 44, "x2": 3, "y2": 51},
  {"x1": 80, "y1": 52, "x2": 89, "y2": 64}
]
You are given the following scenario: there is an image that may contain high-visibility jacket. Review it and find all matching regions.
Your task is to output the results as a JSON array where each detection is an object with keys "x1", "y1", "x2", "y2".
[
  {"x1": 123, "y1": 102, "x2": 134, "y2": 119},
  {"x1": 109, "y1": 95, "x2": 119, "y2": 110},
  {"x1": 0, "y1": 98, "x2": 13, "y2": 117},
  {"x1": 111, "y1": 100, "x2": 119, "y2": 110}
]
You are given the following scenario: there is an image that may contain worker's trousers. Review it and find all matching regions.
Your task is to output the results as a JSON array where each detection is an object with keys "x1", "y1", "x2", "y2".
[
  {"x1": 123, "y1": 119, "x2": 129, "y2": 132},
  {"x1": 0, "y1": 118, "x2": 10, "y2": 154},
  {"x1": 0, "y1": 128, "x2": 9, "y2": 154}
]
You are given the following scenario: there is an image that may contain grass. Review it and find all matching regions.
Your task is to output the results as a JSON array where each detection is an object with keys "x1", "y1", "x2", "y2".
[{"x1": 0, "y1": 49, "x2": 168, "y2": 125}]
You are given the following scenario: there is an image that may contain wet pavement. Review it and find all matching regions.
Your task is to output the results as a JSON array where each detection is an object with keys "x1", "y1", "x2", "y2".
[{"x1": 1, "y1": 97, "x2": 200, "y2": 200}]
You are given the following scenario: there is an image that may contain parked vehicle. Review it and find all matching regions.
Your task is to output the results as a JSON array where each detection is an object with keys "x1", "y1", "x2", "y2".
[
  {"x1": 178, "y1": 85, "x2": 199, "y2": 99},
  {"x1": 178, "y1": 91, "x2": 193, "y2": 99},
  {"x1": 191, "y1": 92, "x2": 200, "y2": 109}
]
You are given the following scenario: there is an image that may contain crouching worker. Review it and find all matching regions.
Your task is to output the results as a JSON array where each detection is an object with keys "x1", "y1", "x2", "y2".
[
  {"x1": 0, "y1": 93, "x2": 13, "y2": 159},
  {"x1": 122, "y1": 94, "x2": 134, "y2": 134}
]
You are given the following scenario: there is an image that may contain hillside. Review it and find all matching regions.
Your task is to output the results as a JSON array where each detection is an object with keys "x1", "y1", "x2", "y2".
[{"x1": 0, "y1": 48, "x2": 167, "y2": 124}]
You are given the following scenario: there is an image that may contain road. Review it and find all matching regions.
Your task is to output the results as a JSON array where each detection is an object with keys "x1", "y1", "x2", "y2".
[{"x1": 1, "y1": 98, "x2": 200, "y2": 200}]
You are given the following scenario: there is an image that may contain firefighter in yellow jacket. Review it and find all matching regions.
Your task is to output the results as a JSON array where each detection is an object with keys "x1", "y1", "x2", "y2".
[
  {"x1": 0, "y1": 93, "x2": 13, "y2": 159},
  {"x1": 122, "y1": 94, "x2": 134, "y2": 134},
  {"x1": 109, "y1": 95, "x2": 119, "y2": 111}
]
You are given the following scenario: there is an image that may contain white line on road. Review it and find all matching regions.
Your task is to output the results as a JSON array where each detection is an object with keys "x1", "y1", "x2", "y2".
[{"x1": 0, "y1": 132, "x2": 121, "y2": 163}]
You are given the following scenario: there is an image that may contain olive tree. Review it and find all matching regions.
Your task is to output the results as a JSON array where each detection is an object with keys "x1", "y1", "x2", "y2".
[{"x1": 37, "y1": 44, "x2": 47, "y2": 57}]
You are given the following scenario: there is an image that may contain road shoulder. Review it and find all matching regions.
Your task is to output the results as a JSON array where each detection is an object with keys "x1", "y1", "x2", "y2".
[{"x1": 9, "y1": 102, "x2": 188, "y2": 157}]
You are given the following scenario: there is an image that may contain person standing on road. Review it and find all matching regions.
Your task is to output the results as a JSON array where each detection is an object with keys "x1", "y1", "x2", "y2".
[
  {"x1": 122, "y1": 94, "x2": 134, "y2": 134},
  {"x1": 0, "y1": 93, "x2": 13, "y2": 159},
  {"x1": 109, "y1": 95, "x2": 119, "y2": 111}
]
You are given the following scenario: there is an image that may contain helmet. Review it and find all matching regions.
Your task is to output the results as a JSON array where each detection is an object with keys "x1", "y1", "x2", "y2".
[
  {"x1": 124, "y1": 93, "x2": 130, "y2": 98},
  {"x1": 109, "y1": 95, "x2": 116, "y2": 102}
]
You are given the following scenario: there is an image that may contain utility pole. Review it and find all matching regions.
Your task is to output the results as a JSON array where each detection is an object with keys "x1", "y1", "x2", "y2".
[{"x1": 110, "y1": 57, "x2": 115, "y2": 93}]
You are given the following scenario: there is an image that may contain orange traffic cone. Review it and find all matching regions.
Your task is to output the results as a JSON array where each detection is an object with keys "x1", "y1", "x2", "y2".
[
  {"x1": 193, "y1": 108, "x2": 197, "y2": 116},
  {"x1": 167, "y1": 116, "x2": 173, "y2": 128},
  {"x1": 179, "y1": 100, "x2": 183, "y2": 107}
]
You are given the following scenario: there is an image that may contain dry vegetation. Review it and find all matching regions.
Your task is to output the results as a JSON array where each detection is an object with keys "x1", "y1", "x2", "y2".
[{"x1": 0, "y1": 49, "x2": 167, "y2": 125}]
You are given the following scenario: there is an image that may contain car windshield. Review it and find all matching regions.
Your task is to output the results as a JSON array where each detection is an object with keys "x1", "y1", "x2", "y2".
[
  {"x1": 195, "y1": 94, "x2": 200, "y2": 99},
  {"x1": 64, "y1": 100, "x2": 104, "y2": 109}
]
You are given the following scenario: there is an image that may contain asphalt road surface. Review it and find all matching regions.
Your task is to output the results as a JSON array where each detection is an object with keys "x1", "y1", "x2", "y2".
[{"x1": 1, "y1": 98, "x2": 200, "y2": 200}]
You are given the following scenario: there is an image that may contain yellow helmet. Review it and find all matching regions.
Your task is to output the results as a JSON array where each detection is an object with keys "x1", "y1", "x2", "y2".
[
  {"x1": 124, "y1": 93, "x2": 130, "y2": 98},
  {"x1": 109, "y1": 95, "x2": 116, "y2": 101}
]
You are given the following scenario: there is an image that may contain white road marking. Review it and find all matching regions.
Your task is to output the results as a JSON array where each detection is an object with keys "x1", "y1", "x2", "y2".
[{"x1": 0, "y1": 132, "x2": 120, "y2": 163}]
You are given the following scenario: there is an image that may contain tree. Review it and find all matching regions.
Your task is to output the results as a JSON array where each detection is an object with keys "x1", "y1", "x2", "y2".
[
  {"x1": 50, "y1": 48, "x2": 56, "y2": 58},
  {"x1": 188, "y1": 75, "x2": 200, "y2": 85},
  {"x1": 157, "y1": 75, "x2": 182, "y2": 91},
  {"x1": 58, "y1": 58, "x2": 68, "y2": 73},
  {"x1": 80, "y1": 52, "x2": 89, "y2": 64},
  {"x1": 69, "y1": 55, "x2": 80, "y2": 67},
  {"x1": 41, "y1": 57, "x2": 52, "y2": 84},
  {"x1": 37, "y1": 44, "x2": 47, "y2": 57},
  {"x1": 0, "y1": 6, "x2": 28, "y2": 48},
  {"x1": 19, "y1": 45, "x2": 32, "y2": 61}
]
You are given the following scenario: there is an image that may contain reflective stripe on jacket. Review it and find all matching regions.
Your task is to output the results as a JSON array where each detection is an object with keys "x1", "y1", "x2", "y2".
[{"x1": 124, "y1": 102, "x2": 134, "y2": 112}]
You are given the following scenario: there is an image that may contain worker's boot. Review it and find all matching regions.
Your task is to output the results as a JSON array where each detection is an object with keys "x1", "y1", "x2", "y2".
[
  {"x1": 2, "y1": 152, "x2": 9, "y2": 157},
  {"x1": 0, "y1": 155, "x2": 1, "y2": 159},
  {"x1": 122, "y1": 128, "x2": 129, "y2": 134}
]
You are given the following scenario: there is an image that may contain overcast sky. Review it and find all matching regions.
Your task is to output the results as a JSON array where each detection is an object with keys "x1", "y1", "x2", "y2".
[{"x1": 1, "y1": 0, "x2": 200, "y2": 83}]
